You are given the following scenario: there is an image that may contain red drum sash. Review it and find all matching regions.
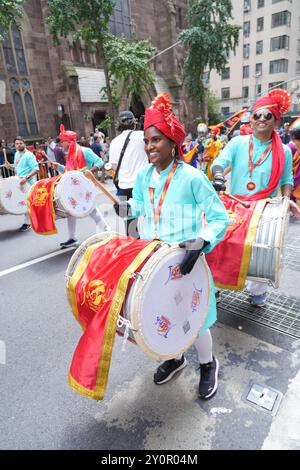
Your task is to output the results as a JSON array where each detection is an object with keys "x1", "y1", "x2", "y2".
[
  {"x1": 206, "y1": 195, "x2": 266, "y2": 290},
  {"x1": 68, "y1": 236, "x2": 160, "y2": 400},
  {"x1": 27, "y1": 175, "x2": 62, "y2": 235}
]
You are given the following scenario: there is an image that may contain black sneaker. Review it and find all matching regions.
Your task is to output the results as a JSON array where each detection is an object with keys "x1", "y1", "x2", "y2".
[
  {"x1": 153, "y1": 355, "x2": 187, "y2": 385},
  {"x1": 198, "y1": 356, "x2": 219, "y2": 399},
  {"x1": 60, "y1": 238, "x2": 78, "y2": 248},
  {"x1": 19, "y1": 224, "x2": 31, "y2": 232}
]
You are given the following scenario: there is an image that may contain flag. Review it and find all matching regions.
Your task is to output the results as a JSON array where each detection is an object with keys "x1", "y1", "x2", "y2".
[
  {"x1": 27, "y1": 175, "x2": 62, "y2": 235},
  {"x1": 206, "y1": 195, "x2": 266, "y2": 290},
  {"x1": 68, "y1": 236, "x2": 160, "y2": 400}
]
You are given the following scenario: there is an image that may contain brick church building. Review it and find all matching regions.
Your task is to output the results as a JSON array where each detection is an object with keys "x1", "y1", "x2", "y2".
[{"x1": 0, "y1": 0, "x2": 195, "y2": 142}]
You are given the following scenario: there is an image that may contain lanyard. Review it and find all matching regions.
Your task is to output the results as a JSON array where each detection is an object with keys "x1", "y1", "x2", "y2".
[
  {"x1": 149, "y1": 160, "x2": 178, "y2": 238},
  {"x1": 247, "y1": 137, "x2": 272, "y2": 191},
  {"x1": 248, "y1": 137, "x2": 272, "y2": 175}
]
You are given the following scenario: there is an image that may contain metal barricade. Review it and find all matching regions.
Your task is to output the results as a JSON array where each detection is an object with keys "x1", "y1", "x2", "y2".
[
  {"x1": 0, "y1": 163, "x2": 59, "y2": 180},
  {"x1": 0, "y1": 165, "x2": 15, "y2": 179}
]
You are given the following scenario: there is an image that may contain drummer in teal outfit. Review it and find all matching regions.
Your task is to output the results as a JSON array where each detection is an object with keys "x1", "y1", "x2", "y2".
[
  {"x1": 114, "y1": 93, "x2": 230, "y2": 400},
  {"x1": 211, "y1": 89, "x2": 300, "y2": 307},
  {"x1": 13, "y1": 136, "x2": 38, "y2": 232},
  {"x1": 212, "y1": 134, "x2": 293, "y2": 198}
]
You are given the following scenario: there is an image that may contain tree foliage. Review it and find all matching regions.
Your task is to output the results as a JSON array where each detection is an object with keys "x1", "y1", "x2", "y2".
[
  {"x1": 103, "y1": 34, "x2": 155, "y2": 108},
  {"x1": 0, "y1": 0, "x2": 24, "y2": 39},
  {"x1": 46, "y1": 0, "x2": 114, "y2": 46},
  {"x1": 180, "y1": 0, "x2": 240, "y2": 102},
  {"x1": 207, "y1": 91, "x2": 225, "y2": 125},
  {"x1": 46, "y1": 0, "x2": 155, "y2": 134}
]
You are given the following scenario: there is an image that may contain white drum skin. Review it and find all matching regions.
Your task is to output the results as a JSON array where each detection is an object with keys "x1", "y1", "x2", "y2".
[
  {"x1": 54, "y1": 171, "x2": 96, "y2": 218},
  {"x1": 0, "y1": 176, "x2": 30, "y2": 215}
]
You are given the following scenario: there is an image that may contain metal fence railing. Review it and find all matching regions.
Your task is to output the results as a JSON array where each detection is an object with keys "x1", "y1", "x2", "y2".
[{"x1": 0, "y1": 163, "x2": 59, "y2": 181}]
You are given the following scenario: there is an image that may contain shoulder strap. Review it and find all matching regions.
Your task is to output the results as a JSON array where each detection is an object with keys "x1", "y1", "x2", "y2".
[{"x1": 113, "y1": 131, "x2": 133, "y2": 183}]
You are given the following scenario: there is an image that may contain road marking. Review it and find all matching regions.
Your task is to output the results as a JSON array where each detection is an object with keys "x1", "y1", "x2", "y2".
[
  {"x1": 0, "y1": 340, "x2": 5, "y2": 365},
  {"x1": 0, "y1": 247, "x2": 75, "y2": 277}
]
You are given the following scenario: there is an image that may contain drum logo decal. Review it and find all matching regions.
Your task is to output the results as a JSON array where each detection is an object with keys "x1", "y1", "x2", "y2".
[
  {"x1": 191, "y1": 284, "x2": 203, "y2": 313},
  {"x1": 155, "y1": 315, "x2": 175, "y2": 338},
  {"x1": 18, "y1": 200, "x2": 26, "y2": 207},
  {"x1": 226, "y1": 209, "x2": 245, "y2": 232},
  {"x1": 68, "y1": 197, "x2": 78, "y2": 209},
  {"x1": 33, "y1": 186, "x2": 48, "y2": 206},
  {"x1": 5, "y1": 190, "x2": 12, "y2": 199},
  {"x1": 85, "y1": 191, "x2": 93, "y2": 202},
  {"x1": 81, "y1": 280, "x2": 112, "y2": 313},
  {"x1": 165, "y1": 264, "x2": 183, "y2": 284},
  {"x1": 71, "y1": 177, "x2": 81, "y2": 186}
]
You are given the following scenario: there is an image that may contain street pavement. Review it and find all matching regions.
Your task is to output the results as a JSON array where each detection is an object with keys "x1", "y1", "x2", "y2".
[{"x1": 1, "y1": 179, "x2": 300, "y2": 450}]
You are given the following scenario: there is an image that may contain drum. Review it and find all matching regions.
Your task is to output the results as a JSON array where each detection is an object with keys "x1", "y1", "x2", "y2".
[
  {"x1": 54, "y1": 171, "x2": 96, "y2": 218},
  {"x1": 66, "y1": 232, "x2": 211, "y2": 361},
  {"x1": 247, "y1": 197, "x2": 290, "y2": 287},
  {"x1": 0, "y1": 176, "x2": 30, "y2": 215}
]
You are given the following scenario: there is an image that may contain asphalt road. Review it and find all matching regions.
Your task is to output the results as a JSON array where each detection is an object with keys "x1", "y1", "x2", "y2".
[{"x1": 1, "y1": 182, "x2": 300, "y2": 450}]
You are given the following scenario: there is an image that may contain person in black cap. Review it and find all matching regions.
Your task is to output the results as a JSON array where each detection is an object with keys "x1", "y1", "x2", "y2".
[{"x1": 109, "y1": 110, "x2": 149, "y2": 237}]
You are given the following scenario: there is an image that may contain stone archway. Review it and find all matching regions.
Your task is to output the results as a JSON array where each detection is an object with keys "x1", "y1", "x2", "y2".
[{"x1": 130, "y1": 93, "x2": 145, "y2": 120}]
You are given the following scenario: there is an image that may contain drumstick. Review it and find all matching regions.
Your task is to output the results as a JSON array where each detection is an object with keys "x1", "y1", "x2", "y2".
[
  {"x1": 84, "y1": 170, "x2": 119, "y2": 204},
  {"x1": 221, "y1": 191, "x2": 251, "y2": 208}
]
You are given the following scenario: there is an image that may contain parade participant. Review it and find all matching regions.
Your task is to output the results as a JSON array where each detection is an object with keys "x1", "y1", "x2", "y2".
[
  {"x1": 33, "y1": 142, "x2": 48, "y2": 179},
  {"x1": 211, "y1": 89, "x2": 300, "y2": 307},
  {"x1": 114, "y1": 93, "x2": 230, "y2": 399},
  {"x1": 109, "y1": 110, "x2": 149, "y2": 238},
  {"x1": 91, "y1": 135, "x2": 106, "y2": 184},
  {"x1": 203, "y1": 128, "x2": 222, "y2": 180},
  {"x1": 13, "y1": 136, "x2": 38, "y2": 232},
  {"x1": 182, "y1": 133, "x2": 198, "y2": 168},
  {"x1": 196, "y1": 123, "x2": 208, "y2": 171},
  {"x1": 54, "y1": 125, "x2": 110, "y2": 248},
  {"x1": 289, "y1": 127, "x2": 300, "y2": 207}
]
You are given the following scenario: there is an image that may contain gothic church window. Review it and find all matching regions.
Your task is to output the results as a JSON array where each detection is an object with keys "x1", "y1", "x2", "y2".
[
  {"x1": 1, "y1": 26, "x2": 38, "y2": 136},
  {"x1": 109, "y1": 0, "x2": 131, "y2": 39}
]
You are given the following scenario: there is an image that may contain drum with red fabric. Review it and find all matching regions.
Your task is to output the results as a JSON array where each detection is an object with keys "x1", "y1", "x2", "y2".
[
  {"x1": 65, "y1": 232, "x2": 211, "y2": 361},
  {"x1": 206, "y1": 195, "x2": 290, "y2": 290}
]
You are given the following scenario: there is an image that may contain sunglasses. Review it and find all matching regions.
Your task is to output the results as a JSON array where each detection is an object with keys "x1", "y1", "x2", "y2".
[{"x1": 253, "y1": 111, "x2": 274, "y2": 121}]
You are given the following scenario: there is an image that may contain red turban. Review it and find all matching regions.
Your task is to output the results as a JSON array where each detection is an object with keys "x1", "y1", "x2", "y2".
[
  {"x1": 144, "y1": 93, "x2": 186, "y2": 157},
  {"x1": 59, "y1": 124, "x2": 77, "y2": 142},
  {"x1": 252, "y1": 89, "x2": 291, "y2": 120},
  {"x1": 210, "y1": 127, "x2": 220, "y2": 135}
]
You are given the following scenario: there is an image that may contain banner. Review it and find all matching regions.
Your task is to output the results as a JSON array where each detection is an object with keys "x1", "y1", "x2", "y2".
[
  {"x1": 27, "y1": 175, "x2": 61, "y2": 235},
  {"x1": 210, "y1": 108, "x2": 248, "y2": 135},
  {"x1": 68, "y1": 236, "x2": 160, "y2": 400},
  {"x1": 206, "y1": 196, "x2": 266, "y2": 290}
]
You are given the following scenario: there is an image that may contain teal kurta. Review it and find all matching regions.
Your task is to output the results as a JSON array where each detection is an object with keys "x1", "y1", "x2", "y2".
[
  {"x1": 212, "y1": 135, "x2": 293, "y2": 197},
  {"x1": 14, "y1": 149, "x2": 39, "y2": 185},
  {"x1": 129, "y1": 160, "x2": 231, "y2": 333},
  {"x1": 56, "y1": 146, "x2": 104, "y2": 173}
]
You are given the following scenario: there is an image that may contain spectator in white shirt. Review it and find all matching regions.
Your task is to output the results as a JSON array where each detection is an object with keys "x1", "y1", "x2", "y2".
[{"x1": 109, "y1": 110, "x2": 149, "y2": 237}]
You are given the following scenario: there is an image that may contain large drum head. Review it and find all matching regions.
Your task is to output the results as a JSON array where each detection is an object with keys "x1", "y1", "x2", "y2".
[
  {"x1": 124, "y1": 245, "x2": 211, "y2": 361},
  {"x1": 0, "y1": 177, "x2": 30, "y2": 215},
  {"x1": 55, "y1": 171, "x2": 96, "y2": 218}
]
